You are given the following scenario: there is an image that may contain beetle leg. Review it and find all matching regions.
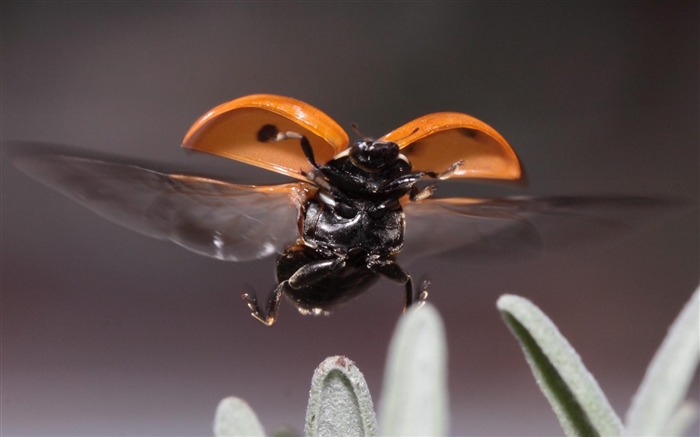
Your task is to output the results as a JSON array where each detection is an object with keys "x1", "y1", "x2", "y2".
[
  {"x1": 366, "y1": 198, "x2": 401, "y2": 219},
  {"x1": 242, "y1": 283, "x2": 286, "y2": 327},
  {"x1": 241, "y1": 254, "x2": 345, "y2": 326},
  {"x1": 367, "y1": 258, "x2": 424, "y2": 310},
  {"x1": 384, "y1": 161, "x2": 462, "y2": 194},
  {"x1": 287, "y1": 256, "x2": 347, "y2": 289},
  {"x1": 417, "y1": 280, "x2": 430, "y2": 304},
  {"x1": 381, "y1": 173, "x2": 423, "y2": 193},
  {"x1": 423, "y1": 160, "x2": 464, "y2": 180},
  {"x1": 246, "y1": 256, "x2": 347, "y2": 324},
  {"x1": 409, "y1": 184, "x2": 436, "y2": 201},
  {"x1": 305, "y1": 170, "x2": 335, "y2": 192}
]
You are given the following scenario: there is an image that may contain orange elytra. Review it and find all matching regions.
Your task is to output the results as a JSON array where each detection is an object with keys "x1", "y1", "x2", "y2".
[
  {"x1": 182, "y1": 94, "x2": 521, "y2": 182},
  {"x1": 182, "y1": 94, "x2": 349, "y2": 180}
]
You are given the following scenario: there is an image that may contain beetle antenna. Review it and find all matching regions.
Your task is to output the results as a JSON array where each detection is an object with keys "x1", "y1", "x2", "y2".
[{"x1": 351, "y1": 122, "x2": 368, "y2": 139}]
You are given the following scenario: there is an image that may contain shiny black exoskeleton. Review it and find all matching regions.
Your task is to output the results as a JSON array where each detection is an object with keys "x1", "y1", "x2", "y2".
[{"x1": 243, "y1": 125, "x2": 460, "y2": 325}]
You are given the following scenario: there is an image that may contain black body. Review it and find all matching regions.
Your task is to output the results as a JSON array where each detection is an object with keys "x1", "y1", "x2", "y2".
[{"x1": 243, "y1": 125, "x2": 458, "y2": 325}]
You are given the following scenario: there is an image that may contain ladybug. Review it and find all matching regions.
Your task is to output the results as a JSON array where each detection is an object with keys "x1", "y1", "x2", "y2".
[
  {"x1": 178, "y1": 95, "x2": 520, "y2": 325},
  {"x1": 15, "y1": 94, "x2": 656, "y2": 326}
]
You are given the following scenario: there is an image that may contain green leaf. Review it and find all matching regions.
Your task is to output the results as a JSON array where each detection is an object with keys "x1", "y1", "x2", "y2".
[
  {"x1": 378, "y1": 303, "x2": 449, "y2": 436},
  {"x1": 624, "y1": 287, "x2": 700, "y2": 436},
  {"x1": 214, "y1": 396, "x2": 266, "y2": 437},
  {"x1": 497, "y1": 294, "x2": 623, "y2": 437},
  {"x1": 305, "y1": 356, "x2": 377, "y2": 437}
]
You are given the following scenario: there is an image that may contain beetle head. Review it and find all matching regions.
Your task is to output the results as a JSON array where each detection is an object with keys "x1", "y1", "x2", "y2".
[{"x1": 349, "y1": 139, "x2": 399, "y2": 171}]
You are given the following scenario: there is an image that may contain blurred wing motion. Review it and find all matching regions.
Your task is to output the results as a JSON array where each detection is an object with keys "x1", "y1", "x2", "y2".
[
  {"x1": 15, "y1": 154, "x2": 311, "y2": 261},
  {"x1": 401, "y1": 196, "x2": 674, "y2": 265},
  {"x1": 381, "y1": 112, "x2": 523, "y2": 181},
  {"x1": 182, "y1": 94, "x2": 350, "y2": 180}
]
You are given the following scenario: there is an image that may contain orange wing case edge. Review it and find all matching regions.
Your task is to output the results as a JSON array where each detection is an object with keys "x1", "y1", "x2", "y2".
[
  {"x1": 182, "y1": 94, "x2": 350, "y2": 180},
  {"x1": 381, "y1": 112, "x2": 522, "y2": 181}
]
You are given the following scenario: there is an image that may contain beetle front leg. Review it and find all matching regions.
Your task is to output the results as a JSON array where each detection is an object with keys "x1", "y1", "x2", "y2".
[
  {"x1": 403, "y1": 160, "x2": 464, "y2": 202},
  {"x1": 423, "y1": 160, "x2": 463, "y2": 180},
  {"x1": 302, "y1": 169, "x2": 335, "y2": 192},
  {"x1": 409, "y1": 184, "x2": 436, "y2": 201}
]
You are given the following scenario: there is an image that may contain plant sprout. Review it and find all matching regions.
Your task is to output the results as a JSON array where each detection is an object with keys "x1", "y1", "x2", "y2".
[
  {"x1": 498, "y1": 287, "x2": 699, "y2": 437},
  {"x1": 214, "y1": 287, "x2": 698, "y2": 436}
]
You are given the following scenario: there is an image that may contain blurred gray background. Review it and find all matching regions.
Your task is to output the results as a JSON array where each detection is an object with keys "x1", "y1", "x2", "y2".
[{"x1": 2, "y1": 2, "x2": 698, "y2": 436}]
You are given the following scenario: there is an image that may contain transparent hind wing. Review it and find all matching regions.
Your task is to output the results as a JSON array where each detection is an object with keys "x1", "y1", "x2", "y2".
[
  {"x1": 401, "y1": 196, "x2": 672, "y2": 265},
  {"x1": 15, "y1": 154, "x2": 311, "y2": 261},
  {"x1": 401, "y1": 198, "x2": 541, "y2": 265}
]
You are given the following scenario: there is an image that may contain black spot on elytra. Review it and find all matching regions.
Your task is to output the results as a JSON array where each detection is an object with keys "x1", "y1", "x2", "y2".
[{"x1": 257, "y1": 124, "x2": 279, "y2": 142}]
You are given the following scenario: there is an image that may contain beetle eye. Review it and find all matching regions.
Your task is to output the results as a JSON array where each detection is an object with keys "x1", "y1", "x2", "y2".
[{"x1": 334, "y1": 202, "x2": 357, "y2": 219}]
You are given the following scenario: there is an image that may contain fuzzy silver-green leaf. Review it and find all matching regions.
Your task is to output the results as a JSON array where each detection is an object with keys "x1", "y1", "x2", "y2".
[
  {"x1": 214, "y1": 397, "x2": 266, "y2": 437},
  {"x1": 305, "y1": 355, "x2": 376, "y2": 437},
  {"x1": 660, "y1": 401, "x2": 699, "y2": 437},
  {"x1": 624, "y1": 287, "x2": 700, "y2": 436},
  {"x1": 378, "y1": 303, "x2": 448, "y2": 436},
  {"x1": 498, "y1": 294, "x2": 623, "y2": 437}
]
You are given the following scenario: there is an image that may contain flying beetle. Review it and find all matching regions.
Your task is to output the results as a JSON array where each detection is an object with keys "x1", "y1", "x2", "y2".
[
  {"x1": 15, "y1": 94, "x2": 662, "y2": 326},
  {"x1": 180, "y1": 94, "x2": 520, "y2": 325}
]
